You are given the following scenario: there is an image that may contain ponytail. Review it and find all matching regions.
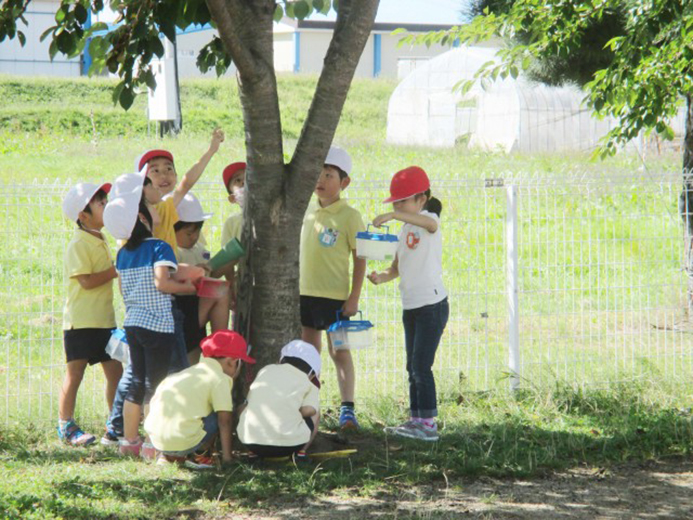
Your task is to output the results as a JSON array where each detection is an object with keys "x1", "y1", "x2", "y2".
[
  {"x1": 125, "y1": 199, "x2": 153, "y2": 251},
  {"x1": 423, "y1": 189, "x2": 442, "y2": 216}
]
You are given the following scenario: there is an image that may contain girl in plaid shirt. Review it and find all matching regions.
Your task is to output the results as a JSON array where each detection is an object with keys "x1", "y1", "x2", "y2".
[{"x1": 104, "y1": 174, "x2": 197, "y2": 457}]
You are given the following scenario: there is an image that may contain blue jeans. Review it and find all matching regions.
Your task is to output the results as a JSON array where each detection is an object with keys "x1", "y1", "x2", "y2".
[
  {"x1": 402, "y1": 298, "x2": 449, "y2": 419},
  {"x1": 160, "y1": 413, "x2": 219, "y2": 456},
  {"x1": 106, "y1": 308, "x2": 189, "y2": 434}
]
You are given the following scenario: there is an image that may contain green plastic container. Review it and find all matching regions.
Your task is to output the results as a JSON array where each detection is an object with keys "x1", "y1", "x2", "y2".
[{"x1": 208, "y1": 238, "x2": 245, "y2": 271}]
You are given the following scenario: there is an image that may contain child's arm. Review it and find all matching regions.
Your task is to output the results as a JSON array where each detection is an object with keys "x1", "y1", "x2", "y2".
[
  {"x1": 373, "y1": 211, "x2": 438, "y2": 233},
  {"x1": 299, "y1": 406, "x2": 317, "y2": 418},
  {"x1": 171, "y1": 128, "x2": 225, "y2": 207},
  {"x1": 342, "y1": 252, "x2": 366, "y2": 317},
  {"x1": 74, "y1": 266, "x2": 117, "y2": 290},
  {"x1": 367, "y1": 257, "x2": 399, "y2": 285},
  {"x1": 217, "y1": 410, "x2": 234, "y2": 463},
  {"x1": 153, "y1": 266, "x2": 197, "y2": 295}
]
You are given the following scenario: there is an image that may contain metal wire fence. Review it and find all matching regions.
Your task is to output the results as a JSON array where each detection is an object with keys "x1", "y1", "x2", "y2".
[{"x1": 0, "y1": 171, "x2": 691, "y2": 427}]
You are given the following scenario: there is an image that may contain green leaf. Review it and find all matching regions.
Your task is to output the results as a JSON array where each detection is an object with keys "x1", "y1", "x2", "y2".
[
  {"x1": 49, "y1": 40, "x2": 59, "y2": 61},
  {"x1": 294, "y1": 1, "x2": 310, "y2": 19},
  {"x1": 56, "y1": 30, "x2": 76, "y2": 55},
  {"x1": 313, "y1": 0, "x2": 324, "y2": 12},
  {"x1": 40, "y1": 26, "x2": 55, "y2": 42},
  {"x1": 151, "y1": 37, "x2": 165, "y2": 58},
  {"x1": 55, "y1": 6, "x2": 67, "y2": 23},
  {"x1": 274, "y1": 4, "x2": 284, "y2": 22},
  {"x1": 119, "y1": 86, "x2": 135, "y2": 111},
  {"x1": 17, "y1": 31, "x2": 25, "y2": 47},
  {"x1": 74, "y1": 4, "x2": 88, "y2": 25}
]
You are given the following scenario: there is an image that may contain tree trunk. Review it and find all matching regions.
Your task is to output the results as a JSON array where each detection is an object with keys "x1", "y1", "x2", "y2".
[
  {"x1": 206, "y1": 0, "x2": 380, "y2": 373},
  {"x1": 681, "y1": 95, "x2": 693, "y2": 314}
]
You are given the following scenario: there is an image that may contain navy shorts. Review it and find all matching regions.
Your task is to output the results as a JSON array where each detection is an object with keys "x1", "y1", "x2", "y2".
[
  {"x1": 174, "y1": 295, "x2": 206, "y2": 353},
  {"x1": 63, "y1": 328, "x2": 113, "y2": 365},
  {"x1": 300, "y1": 296, "x2": 347, "y2": 331}
]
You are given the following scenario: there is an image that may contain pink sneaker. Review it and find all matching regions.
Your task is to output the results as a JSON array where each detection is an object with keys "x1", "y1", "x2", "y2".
[
  {"x1": 118, "y1": 437, "x2": 143, "y2": 457},
  {"x1": 140, "y1": 442, "x2": 157, "y2": 461}
]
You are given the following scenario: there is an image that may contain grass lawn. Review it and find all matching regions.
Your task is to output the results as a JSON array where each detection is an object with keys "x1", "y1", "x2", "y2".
[{"x1": 2, "y1": 382, "x2": 692, "y2": 519}]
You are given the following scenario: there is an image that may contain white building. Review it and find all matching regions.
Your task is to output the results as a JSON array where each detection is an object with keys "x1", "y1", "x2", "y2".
[
  {"x1": 1, "y1": 0, "x2": 459, "y2": 79},
  {"x1": 0, "y1": 0, "x2": 84, "y2": 76}
]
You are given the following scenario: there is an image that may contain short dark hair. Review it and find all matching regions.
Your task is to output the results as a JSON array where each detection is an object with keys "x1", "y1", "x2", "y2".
[
  {"x1": 174, "y1": 221, "x2": 204, "y2": 233},
  {"x1": 77, "y1": 189, "x2": 108, "y2": 230},
  {"x1": 280, "y1": 356, "x2": 313, "y2": 376},
  {"x1": 325, "y1": 164, "x2": 348, "y2": 181}
]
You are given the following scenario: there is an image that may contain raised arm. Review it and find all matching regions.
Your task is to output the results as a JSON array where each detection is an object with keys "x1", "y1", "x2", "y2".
[{"x1": 172, "y1": 128, "x2": 225, "y2": 207}]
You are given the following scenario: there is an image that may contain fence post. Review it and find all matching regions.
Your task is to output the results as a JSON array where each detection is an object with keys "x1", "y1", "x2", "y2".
[{"x1": 506, "y1": 184, "x2": 520, "y2": 391}]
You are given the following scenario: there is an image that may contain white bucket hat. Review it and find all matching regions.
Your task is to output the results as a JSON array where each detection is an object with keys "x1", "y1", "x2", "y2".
[
  {"x1": 62, "y1": 182, "x2": 112, "y2": 222},
  {"x1": 325, "y1": 145, "x2": 352, "y2": 176},
  {"x1": 280, "y1": 340, "x2": 322, "y2": 377},
  {"x1": 169, "y1": 192, "x2": 213, "y2": 222},
  {"x1": 103, "y1": 173, "x2": 144, "y2": 240}
]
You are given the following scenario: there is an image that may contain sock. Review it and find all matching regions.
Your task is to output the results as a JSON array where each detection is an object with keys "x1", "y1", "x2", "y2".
[
  {"x1": 419, "y1": 418, "x2": 436, "y2": 429},
  {"x1": 58, "y1": 418, "x2": 70, "y2": 429},
  {"x1": 340, "y1": 402, "x2": 354, "y2": 410}
]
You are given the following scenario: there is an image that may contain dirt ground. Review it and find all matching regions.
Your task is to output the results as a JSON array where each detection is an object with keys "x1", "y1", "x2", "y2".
[{"x1": 215, "y1": 457, "x2": 693, "y2": 519}]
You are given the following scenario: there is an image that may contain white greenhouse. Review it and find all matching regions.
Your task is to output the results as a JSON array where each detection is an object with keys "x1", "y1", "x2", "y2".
[{"x1": 387, "y1": 46, "x2": 685, "y2": 153}]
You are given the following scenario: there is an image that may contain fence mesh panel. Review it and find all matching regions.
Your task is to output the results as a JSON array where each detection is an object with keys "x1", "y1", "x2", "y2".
[{"x1": 0, "y1": 171, "x2": 690, "y2": 427}]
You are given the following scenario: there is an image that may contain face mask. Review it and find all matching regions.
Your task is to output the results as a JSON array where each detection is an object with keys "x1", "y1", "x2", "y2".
[{"x1": 232, "y1": 186, "x2": 245, "y2": 208}]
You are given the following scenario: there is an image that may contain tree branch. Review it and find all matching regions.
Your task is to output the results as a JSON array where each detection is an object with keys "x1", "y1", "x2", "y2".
[
  {"x1": 288, "y1": 0, "x2": 380, "y2": 205},
  {"x1": 205, "y1": 0, "x2": 260, "y2": 80}
]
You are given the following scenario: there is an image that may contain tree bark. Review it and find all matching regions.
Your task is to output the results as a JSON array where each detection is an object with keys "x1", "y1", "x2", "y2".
[{"x1": 681, "y1": 95, "x2": 693, "y2": 314}]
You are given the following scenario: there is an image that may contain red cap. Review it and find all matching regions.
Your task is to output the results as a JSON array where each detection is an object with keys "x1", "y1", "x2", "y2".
[
  {"x1": 222, "y1": 162, "x2": 246, "y2": 192},
  {"x1": 138, "y1": 149, "x2": 174, "y2": 172},
  {"x1": 200, "y1": 330, "x2": 256, "y2": 363},
  {"x1": 383, "y1": 166, "x2": 430, "y2": 203}
]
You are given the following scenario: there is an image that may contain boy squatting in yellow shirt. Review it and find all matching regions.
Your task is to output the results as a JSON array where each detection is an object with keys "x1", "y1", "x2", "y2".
[{"x1": 145, "y1": 330, "x2": 255, "y2": 468}]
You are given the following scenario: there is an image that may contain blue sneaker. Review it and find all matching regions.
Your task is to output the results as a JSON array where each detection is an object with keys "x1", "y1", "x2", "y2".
[
  {"x1": 57, "y1": 420, "x2": 96, "y2": 447},
  {"x1": 339, "y1": 407, "x2": 359, "y2": 431}
]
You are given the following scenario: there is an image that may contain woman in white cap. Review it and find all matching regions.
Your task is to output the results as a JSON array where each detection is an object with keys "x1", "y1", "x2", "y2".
[
  {"x1": 103, "y1": 173, "x2": 198, "y2": 457},
  {"x1": 237, "y1": 340, "x2": 321, "y2": 459}
]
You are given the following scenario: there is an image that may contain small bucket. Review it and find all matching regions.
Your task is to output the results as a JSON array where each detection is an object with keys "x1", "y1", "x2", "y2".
[
  {"x1": 208, "y1": 238, "x2": 246, "y2": 271},
  {"x1": 356, "y1": 225, "x2": 398, "y2": 261},
  {"x1": 195, "y1": 277, "x2": 230, "y2": 298},
  {"x1": 327, "y1": 311, "x2": 374, "y2": 350}
]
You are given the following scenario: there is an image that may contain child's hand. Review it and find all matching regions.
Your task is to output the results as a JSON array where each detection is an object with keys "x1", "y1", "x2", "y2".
[
  {"x1": 209, "y1": 128, "x2": 225, "y2": 153},
  {"x1": 341, "y1": 296, "x2": 359, "y2": 317},
  {"x1": 373, "y1": 212, "x2": 394, "y2": 228},
  {"x1": 197, "y1": 263, "x2": 212, "y2": 276},
  {"x1": 180, "y1": 280, "x2": 198, "y2": 295},
  {"x1": 367, "y1": 271, "x2": 383, "y2": 285}
]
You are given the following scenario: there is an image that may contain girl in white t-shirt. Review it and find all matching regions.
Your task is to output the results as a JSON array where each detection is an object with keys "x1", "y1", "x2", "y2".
[{"x1": 367, "y1": 166, "x2": 449, "y2": 442}]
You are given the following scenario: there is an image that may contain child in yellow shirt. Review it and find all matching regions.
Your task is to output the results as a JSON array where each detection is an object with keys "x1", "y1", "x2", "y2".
[{"x1": 59, "y1": 182, "x2": 123, "y2": 446}]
